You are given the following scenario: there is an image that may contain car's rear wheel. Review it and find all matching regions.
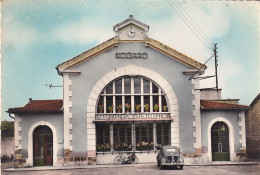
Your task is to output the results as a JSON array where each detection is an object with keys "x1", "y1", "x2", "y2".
[{"x1": 179, "y1": 165, "x2": 183, "y2": 170}]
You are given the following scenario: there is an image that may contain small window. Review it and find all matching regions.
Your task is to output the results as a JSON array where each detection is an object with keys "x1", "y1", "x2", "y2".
[
  {"x1": 134, "y1": 77, "x2": 141, "y2": 94},
  {"x1": 96, "y1": 124, "x2": 110, "y2": 152},
  {"x1": 106, "y1": 96, "x2": 113, "y2": 113},
  {"x1": 152, "y1": 83, "x2": 158, "y2": 93},
  {"x1": 97, "y1": 96, "x2": 104, "y2": 113},
  {"x1": 134, "y1": 96, "x2": 141, "y2": 112},
  {"x1": 113, "y1": 124, "x2": 132, "y2": 151},
  {"x1": 115, "y1": 79, "x2": 122, "y2": 94},
  {"x1": 157, "y1": 123, "x2": 171, "y2": 148},
  {"x1": 136, "y1": 124, "x2": 153, "y2": 151},
  {"x1": 116, "y1": 96, "x2": 122, "y2": 113},
  {"x1": 106, "y1": 84, "x2": 113, "y2": 94},
  {"x1": 143, "y1": 79, "x2": 150, "y2": 94},
  {"x1": 124, "y1": 77, "x2": 131, "y2": 94}
]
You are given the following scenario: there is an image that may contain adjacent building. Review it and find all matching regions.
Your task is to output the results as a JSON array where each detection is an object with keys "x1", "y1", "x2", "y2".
[
  {"x1": 7, "y1": 16, "x2": 249, "y2": 167},
  {"x1": 246, "y1": 93, "x2": 260, "y2": 158}
]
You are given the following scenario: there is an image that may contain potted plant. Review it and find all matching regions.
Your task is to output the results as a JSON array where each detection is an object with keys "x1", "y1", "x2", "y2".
[
  {"x1": 108, "y1": 105, "x2": 114, "y2": 113},
  {"x1": 136, "y1": 141, "x2": 154, "y2": 151},
  {"x1": 144, "y1": 104, "x2": 149, "y2": 112},
  {"x1": 97, "y1": 143, "x2": 111, "y2": 152},
  {"x1": 114, "y1": 143, "x2": 132, "y2": 151},
  {"x1": 135, "y1": 104, "x2": 141, "y2": 112},
  {"x1": 117, "y1": 105, "x2": 122, "y2": 112},
  {"x1": 163, "y1": 105, "x2": 167, "y2": 112},
  {"x1": 99, "y1": 104, "x2": 104, "y2": 113},
  {"x1": 125, "y1": 103, "x2": 131, "y2": 112},
  {"x1": 154, "y1": 104, "x2": 159, "y2": 112}
]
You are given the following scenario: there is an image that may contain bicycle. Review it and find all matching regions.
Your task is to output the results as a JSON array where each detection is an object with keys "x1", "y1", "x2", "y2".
[{"x1": 114, "y1": 153, "x2": 138, "y2": 165}]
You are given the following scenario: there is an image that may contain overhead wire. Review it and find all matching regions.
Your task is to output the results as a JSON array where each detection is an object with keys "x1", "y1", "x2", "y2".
[
  {"x1": 175, "y1": 1, "x2": 214, "y2": 46},
  {"x1": 166, "y1": 0, "x2": 218, "y2": 83},
  {"x1": 166, "y1": 0, "x2": 213, "y2": 51},
  {"x1": 172, "y1": 1, "x2": 212, "y2": 47},
  {"x1": 189, "y1": 53, "x2": 215, "y2": 80}
]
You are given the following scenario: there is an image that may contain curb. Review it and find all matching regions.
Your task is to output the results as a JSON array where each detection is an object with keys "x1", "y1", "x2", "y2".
[{"x1": 4, "y1": 162, "x2": 259, "y2": 172}]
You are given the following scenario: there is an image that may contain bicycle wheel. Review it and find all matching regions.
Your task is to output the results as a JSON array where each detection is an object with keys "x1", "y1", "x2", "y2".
[
  {"x1": 114, "y1": 156, "x2": 123, "y2": 165},
  {"x1": 130, "y1": 156, "x2": 138, "y2": 164}
]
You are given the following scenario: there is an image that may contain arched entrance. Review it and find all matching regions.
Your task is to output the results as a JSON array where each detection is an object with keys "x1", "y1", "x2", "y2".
[
  {"x1": 211, "y1": 122, "x2": 230, "y2": 161},
  {"x1": 86, "y1": 65, "x2": 180, "y2": 158},
  {"x1": 33, "y1": 125, "x2": 53, "y2": 166}
]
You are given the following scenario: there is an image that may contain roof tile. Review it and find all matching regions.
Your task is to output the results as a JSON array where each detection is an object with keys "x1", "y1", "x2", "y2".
[
  {"x1": 7, "y1": 100, "x2": 63, "y2": 114},
  {"x1": 201, "y1": 100, "x2": 249, "y2": 110}
]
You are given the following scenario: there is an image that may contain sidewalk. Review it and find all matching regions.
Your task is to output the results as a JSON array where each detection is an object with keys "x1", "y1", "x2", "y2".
[{"x1": 4, "y1": 161, "x2": 258, "y2": 172}]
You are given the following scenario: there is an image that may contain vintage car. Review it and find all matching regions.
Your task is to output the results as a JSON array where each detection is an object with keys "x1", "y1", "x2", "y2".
[{"x1": 156, "y1": 146, "x2": 184, "y2": 169}]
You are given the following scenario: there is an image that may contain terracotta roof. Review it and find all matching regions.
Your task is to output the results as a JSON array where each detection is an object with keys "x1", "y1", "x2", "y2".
[
  {"x1": 200, "y1": 100, "x2": 249, "y2": 110},
  {"x1": 7, "y1": 99, "x2": 63, "y2": 114}
]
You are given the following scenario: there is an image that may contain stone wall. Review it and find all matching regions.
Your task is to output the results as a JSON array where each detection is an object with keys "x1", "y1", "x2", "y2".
[
  {"x1": 1, "y1": 137, "x2": 14, "y2": 156},
  {"x1": 246, "y1": 96, "x2": 260, "y2": 158}
]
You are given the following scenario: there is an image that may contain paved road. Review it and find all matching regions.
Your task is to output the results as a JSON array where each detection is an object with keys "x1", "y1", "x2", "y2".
[{"x1": 2, "y1": 163, "x2": 260, "y2": 175}]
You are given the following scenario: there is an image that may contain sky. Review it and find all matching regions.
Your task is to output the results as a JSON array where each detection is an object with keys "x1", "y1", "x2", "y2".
[{"x1": 1, "y1": 0, "x2": 259, "y2": 121}]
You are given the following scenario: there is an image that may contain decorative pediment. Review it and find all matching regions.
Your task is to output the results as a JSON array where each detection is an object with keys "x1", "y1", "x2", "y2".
[{"x1": 113, "y1": 15, "x2": 149, "y2": 40}]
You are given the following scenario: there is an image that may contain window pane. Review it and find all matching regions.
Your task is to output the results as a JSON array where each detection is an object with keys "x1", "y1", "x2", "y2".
[
  {"x1": 113, "y1": 124, "x2": 132, "y2": 151},
  {"x1": 143, "y1": 79, "x2": 150, "y2": 94},
  {"x1": 125, "y1": 96, "x2": 131, "y2": 112},
  {"x1": 144, "y1": 96, "x2": 150, "y2": 112},
  {"x1": 106, "y1": 96, "x2": 113, "y2": 113},
  {"x1": 156, "y1": 123, "x2": 171, "y2": 149},
  {"x1": 115, "y1": 79, "x2": 122, "y2": 94},
  {"x1": 134, "y1": 77, "x2": 141, "y2": 94},
  {"x1": 124, "y1": 77, "x2": 131, "y2": 94},
  {"x1": 153, "y1": 96, "x2": 159, "y2": 112},
  {"x1": 96, "y1": 124, "x2": 110, "y2": 152},
  {"x1": 134, "y1": 96, "x2": 141, "y2": 112},
  {"x1": 97, "y1": 96, "x2": 104, "y2": 113},
  {"x1": 116, "y1": 96, "x2": 122, "y2": 113},
  {"x1": 106, "y1": 83, "x2": 113, "y2": 94},
  {"x1": 136, "y1": 124, "x2": 153, "y2": 150},
  {"x1": 152, "y1": 83, "x2": 158, "y2": 93},
  {"x1": 162, "y1": 95, "x2": 168, "y2": 112}
]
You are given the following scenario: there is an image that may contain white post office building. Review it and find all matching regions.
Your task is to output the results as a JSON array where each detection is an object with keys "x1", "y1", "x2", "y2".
[{"x1": 8, "y1": 16, "x2": 249, "y2": 167}]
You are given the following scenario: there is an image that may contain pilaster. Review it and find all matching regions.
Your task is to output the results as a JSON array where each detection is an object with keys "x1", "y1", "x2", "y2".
[
  {"x1": 63, "y1": 74, "x2": 73, "y2": 150},
  {"x1": 15, "y1": 115, "x2": 22, "y2": 150},
  {"x1": 192, "y1": 77, "x2": 202, "y2": 150},
  {"x1": 239, "y1": 111, "x2": 246, "y2": 148}
]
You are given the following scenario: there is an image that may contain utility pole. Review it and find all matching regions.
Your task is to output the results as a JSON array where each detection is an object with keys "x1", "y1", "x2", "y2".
[{"x1": 213, "y1": 43, "x2": 218, "y2": 91}]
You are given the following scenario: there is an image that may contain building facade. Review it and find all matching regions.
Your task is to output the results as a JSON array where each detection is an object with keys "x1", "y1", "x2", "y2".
[
  {"x1": 246, "y1": 93, "x2": 260, "y2": 158},
  {"x1": 7, "y1": 16, "x2": 249, "y2": 167}
]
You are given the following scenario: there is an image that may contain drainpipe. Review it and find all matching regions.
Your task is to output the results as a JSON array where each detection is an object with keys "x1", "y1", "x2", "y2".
[
  {"x1": 9, "y1": 113, "x2": 15, "y2": 120},
  {"x1": 55, "y1": 66, "x2": 63, "y2": 76}
]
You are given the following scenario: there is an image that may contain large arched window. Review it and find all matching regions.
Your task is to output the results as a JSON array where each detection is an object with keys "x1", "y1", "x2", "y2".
[
  {"x1": 97, "y1": 76, "x2": 168, "y2": 113},
  {"x1": 95, "y1": 76, "x2": 171, "y2": 152}
]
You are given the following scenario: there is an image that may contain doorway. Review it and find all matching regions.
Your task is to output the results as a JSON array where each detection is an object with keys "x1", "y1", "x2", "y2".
[
  {"x1": 33, "y1": 125, "x2": 53, "y2": 166},
  {"x1": 211, "y1": 122, "x2": 230, "y2": 161}
]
